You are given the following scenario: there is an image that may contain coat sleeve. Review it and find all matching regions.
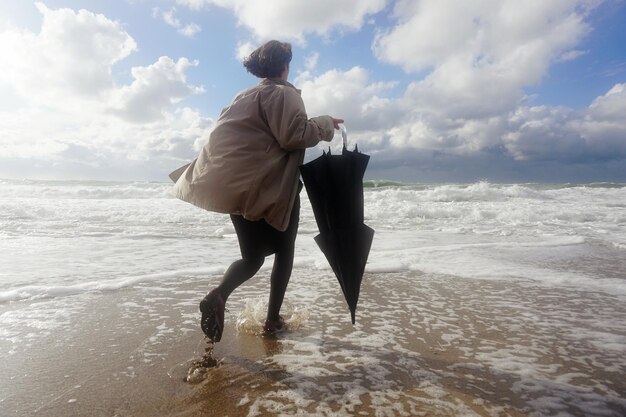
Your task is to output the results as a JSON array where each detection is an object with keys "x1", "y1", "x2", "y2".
[{"x1": 263, "y1": 86, "x2": 335, "y2": 151}]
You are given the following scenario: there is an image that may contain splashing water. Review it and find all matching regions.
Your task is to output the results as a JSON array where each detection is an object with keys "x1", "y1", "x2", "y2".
[
  {"x1": 183, "y1": 339, "x2": 223, "y2": 384},
  {"x1": 235, "y1": 297, "x2": 310, "y2": 336},
  {"x1": 168, "y1": 338, "x2": 223, "y2": 384}
]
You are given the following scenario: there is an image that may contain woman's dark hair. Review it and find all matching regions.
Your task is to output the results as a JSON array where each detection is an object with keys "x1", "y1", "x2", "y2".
[{"x1": 243, "y1": 40, "x2": 292, "y2": 78}]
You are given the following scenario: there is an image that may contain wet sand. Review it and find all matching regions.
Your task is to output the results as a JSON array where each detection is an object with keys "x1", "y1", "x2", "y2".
[{"x1": 1, "y1": 270, "x2": 625, "y2": 416}]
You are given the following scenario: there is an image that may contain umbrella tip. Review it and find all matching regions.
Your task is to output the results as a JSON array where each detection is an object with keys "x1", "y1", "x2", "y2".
[{"x1": 351, "y1": 310, "x2": 356, "y2": 325}]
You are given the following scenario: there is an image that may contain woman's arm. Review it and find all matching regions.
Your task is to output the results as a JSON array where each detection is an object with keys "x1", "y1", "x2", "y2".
[{"x1": 264, "y1": 86, "x2": 338, "y2": 151}]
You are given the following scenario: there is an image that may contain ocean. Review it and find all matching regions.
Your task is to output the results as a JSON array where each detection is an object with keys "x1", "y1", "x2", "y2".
[{"x1": 1, "y1": 179, "x2": 625, "y2": 416}]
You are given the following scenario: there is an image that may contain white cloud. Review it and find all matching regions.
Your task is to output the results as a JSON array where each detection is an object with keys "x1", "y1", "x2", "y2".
[
  {"x1": 0, "y1": 4, "x2": 204, "y2": 120},
  {"x1": 236, "y1": 41, "x2": 255, "y2": 62},
  {"x1": 504, "y1": 84, "x2": 626, "y2": 162},
  {"x1": 375, "y1": 0, "x2": 595, "y2": 72},
  {"x1": 179, "y1": 23, "x2": 201, "y2": 37},
  {"x1": 578, "y1": 83, "x2": 626, "y2": 157},
  {"x1": 0, "y1": 3, "x2": 211, "y2": 180},
  {"x1": 176, "y1": 0, "x2": 387, "y2": 43},
  {"x1": 502, "y1": 105, "x2": 586, "y2": 161},
  {"x1": 0, "y1": 2, "x2": 136, "y2": 105},
  {"x1": 304, "y1": 52, "x2": 319, "y2": 71},
  {"x1": 109, "y1": 57, "x2": 205, "y2": 123},
  {"x1": 380, "y1": 82, "x2": 626, "y2": 165},
  {"x1": 0, "y1": 101, "x2": 214, "y2": 180},
  {"x1": 162, "y1": 8, "x2": 181, "y2": 27},
  {"x1": 295, "y1": 70, "x2": 625, "y2": 174},
  {"x1": 373, "y1": 0, "x2": 595, "y2": 120},
  {"x1": 296, "y1": 67, "x2": 398, "y2": 134},
  {"x1": 175, "y1": 0, "x2": 207, "y2": 10},
  {"x1": 588, "y1": 83, "x2": 626, "y2": 121},
  {"x1": 155, "y1": 7, "x2": 202, "y2": 38},
  {"x1": 373, "y1": 0, "x2": 478, "y2": 71}
]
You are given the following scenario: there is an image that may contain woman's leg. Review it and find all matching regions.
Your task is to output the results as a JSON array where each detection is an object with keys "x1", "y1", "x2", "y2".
[
  {"x1": 266, "y1": 246, "x2": 295, "y2": 322},
  {"x1": 266, "y1": 196, "x2": 300, "y2": 322},
  {"x1": 213, "y1": 214, "x2": 269, "y2": 300},
  {"x1": 215, "y1": 255, "x2": 264, "y2": 301},
  {"x1": 200, "y1": 215, "x2": 266, "y2": 341}
]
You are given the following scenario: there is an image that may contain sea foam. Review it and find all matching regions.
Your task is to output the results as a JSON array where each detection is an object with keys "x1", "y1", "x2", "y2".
[{"x1": 1, "y1": 180, "x2": 625, "y2": 303}]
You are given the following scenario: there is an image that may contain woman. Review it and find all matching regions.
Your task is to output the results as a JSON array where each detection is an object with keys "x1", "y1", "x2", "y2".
[{"x1": 170, "y1": 40, "x2": 343, "y2": 342}]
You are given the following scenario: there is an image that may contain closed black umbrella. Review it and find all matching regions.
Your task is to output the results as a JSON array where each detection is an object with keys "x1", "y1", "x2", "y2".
[{"x1": 299, "y1": 127, "x2": 374, "y2": 324}]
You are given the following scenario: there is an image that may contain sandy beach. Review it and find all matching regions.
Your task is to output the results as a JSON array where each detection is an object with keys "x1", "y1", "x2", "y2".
[{"x1": 2, "y1": 268, "x2": 624, "y2": 417}]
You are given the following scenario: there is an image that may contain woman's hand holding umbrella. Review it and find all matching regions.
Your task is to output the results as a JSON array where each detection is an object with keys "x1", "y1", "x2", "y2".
[{"x1": 331, "y1": 118, "x2": 345, "y2": 129}]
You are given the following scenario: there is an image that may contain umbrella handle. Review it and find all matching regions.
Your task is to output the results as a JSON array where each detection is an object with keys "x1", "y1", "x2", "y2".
[{"x1": 339, "y1": 124, "x2": 348, "y2": 148}]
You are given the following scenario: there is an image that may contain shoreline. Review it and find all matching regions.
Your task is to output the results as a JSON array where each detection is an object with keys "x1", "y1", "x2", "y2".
[{"x1": 2, "y1": 271, "x2": 625, "y2": 416}]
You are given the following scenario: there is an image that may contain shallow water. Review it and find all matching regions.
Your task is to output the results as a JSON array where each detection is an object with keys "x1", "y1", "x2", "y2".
[{"x1": 2, "y1": 269, "x2": 624, "y2": 416}]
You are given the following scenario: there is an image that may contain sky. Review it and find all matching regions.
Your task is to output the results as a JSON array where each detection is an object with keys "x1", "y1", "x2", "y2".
[{"x1": 0, "y1": 0, "x2": 625, "y2": 183}]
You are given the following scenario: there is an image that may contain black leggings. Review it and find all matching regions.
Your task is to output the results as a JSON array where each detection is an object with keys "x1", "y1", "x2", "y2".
[{"x1": 215, "y1": 195, "x2": 300, "y2": 321}]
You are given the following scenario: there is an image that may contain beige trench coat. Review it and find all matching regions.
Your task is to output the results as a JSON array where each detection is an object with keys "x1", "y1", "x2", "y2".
[{"x1": 169, "y1": 78, "x2": 334, "y2": 231}]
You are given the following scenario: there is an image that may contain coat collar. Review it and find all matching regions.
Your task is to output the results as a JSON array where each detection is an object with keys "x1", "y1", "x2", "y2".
[{"x1": 260, "y1": 78, "x2": 301, "y2": 94}]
